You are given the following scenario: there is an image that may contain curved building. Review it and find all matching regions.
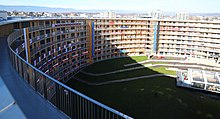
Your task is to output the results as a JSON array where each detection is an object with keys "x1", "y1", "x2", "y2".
[{"x1": 1, "y1": 18, "x2": 220, "y2": 118}]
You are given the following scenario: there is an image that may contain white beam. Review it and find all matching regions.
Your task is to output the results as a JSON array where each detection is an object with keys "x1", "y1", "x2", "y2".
[{"x1": 23, "y1": 28, "x2": 29, "y2": 62}]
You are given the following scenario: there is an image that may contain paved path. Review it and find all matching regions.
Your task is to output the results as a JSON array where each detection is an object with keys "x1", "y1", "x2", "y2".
[
  {"x1": 74, "y1": 74, "x2": 176, "y2": 86},
  {"x1": 82, "y1": 63, "x2": 220, "y2": 76},
  {"x1": 0, "y1": 76, "x2": 26, "y2": 119},
  {"x1": 124, "y1": 59, "x2": 185, "y2": 67},
  {"x1": 81, "y1": 64, "x2": 153, "y2": 76},
  {"x1": 0, "y1": 37, "x2": 68, "y2": 119},
  {"x1": 124, "y1": 59, "x2": 220, "y2": 68}
]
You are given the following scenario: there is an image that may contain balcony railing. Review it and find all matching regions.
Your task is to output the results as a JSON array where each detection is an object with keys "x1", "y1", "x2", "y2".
[{"x1": 7, "y1": 28, "x2": 133, "y2": 119}]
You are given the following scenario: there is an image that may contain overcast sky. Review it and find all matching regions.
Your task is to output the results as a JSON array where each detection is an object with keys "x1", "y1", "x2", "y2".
[{"x1": 0, "y1": 0, "x2": 220, "y2": 13}]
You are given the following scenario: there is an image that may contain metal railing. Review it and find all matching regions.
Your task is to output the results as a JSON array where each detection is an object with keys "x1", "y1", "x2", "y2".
[{"x1": 7, "y1": 29, "x2": 133, "y2": 119}]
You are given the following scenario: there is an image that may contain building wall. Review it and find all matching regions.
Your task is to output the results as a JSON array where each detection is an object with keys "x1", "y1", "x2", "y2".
[
  {"x1": 9, "y1": 19, "x2": 90, "y2": 83},
  {"x1": 4, "y1": 18, "x2": 220, "y2": 82},
  {"x1": 92, "y1": 19, "x2": 156, "y2": 61},
  {"x1": 158, "y1": 20, "x2": 220, "y2": 62},
  {"x1": 175, "y1": 12, "x2": 189, "y2": 20}
]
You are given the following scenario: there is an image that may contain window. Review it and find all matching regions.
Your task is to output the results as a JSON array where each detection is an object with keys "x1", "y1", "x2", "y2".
[{"x1": 40, "y1": 40, "x2": 45, "y2": 45}]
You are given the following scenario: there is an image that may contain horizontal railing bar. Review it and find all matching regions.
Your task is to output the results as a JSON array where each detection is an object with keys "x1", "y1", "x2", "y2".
[{"x1": 7, "y1": 27, "x2": 133, "y2": 119}]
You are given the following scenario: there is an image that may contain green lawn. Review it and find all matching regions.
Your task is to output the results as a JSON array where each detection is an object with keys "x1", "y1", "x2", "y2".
[
  {"x1": 77, "y1": 56, "x2": 176, "y2": 83},
  {"x1": 83, "y1": 56, "x2": 148, "y2": 73},
  {"x1": 77, "y1": 67, "x2": 158, "y2": 83},
  {"x1": 127, "y1": 61, "x2": 170, "y2": 68},
  {"x1": 77, "y1": 66, "x2": 176, "y2": 83},
  {"x1": 67, "y1": 57, "x2": 220, "y2": 119},
  {"x1": 131, "y1": 56, "x2": 148, "y2": 62},
  {"x1": 149, "y1": 66, "x2": 176, "y2": 75},
  {"x1": 66, "y1": 76, "x2": 220, "y2": 119},
  {"x1": 149, "y1": 62, "x2": 171, "y2": 64}
]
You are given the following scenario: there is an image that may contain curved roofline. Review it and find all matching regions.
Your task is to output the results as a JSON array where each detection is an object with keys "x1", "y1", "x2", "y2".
[{"x1": 1, "y1": 17, "x2": 220, "y2": 27}]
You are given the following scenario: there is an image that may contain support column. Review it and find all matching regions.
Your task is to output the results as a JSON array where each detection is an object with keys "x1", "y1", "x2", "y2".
[
  {"x1": 188, "y1": 69, "x2": 193, "y2": 85},
  {"x1": 23, "y1": 28, "x2": 31, "y2": 63},
  {"x1": 153, "y1": 21, "x2": 160, "y2": 53},
  {"x1": 202, "y1": 70, "x2": 207, "y2": 90},
  {"x1": 19, "y1": 22, "x2": 22, "y2": 29},
  {"x1": 216, "y1": 72, "x2": 220, "y2": 84},
  {"x1": 87, "y1": 20, "x2": 94, "y2": 64}
]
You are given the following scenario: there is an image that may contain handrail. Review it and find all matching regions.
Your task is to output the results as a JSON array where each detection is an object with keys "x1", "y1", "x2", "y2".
[{"x1": 7, "y1": 28, "x2": 133, "y2": 119}]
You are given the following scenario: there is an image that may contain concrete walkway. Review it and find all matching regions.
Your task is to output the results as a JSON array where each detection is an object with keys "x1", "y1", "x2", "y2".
[
  {"x1": 82, "y1": 62, "x2": 220, "y2": 77},
  {"x1": 0, "y1": 76, "x2": 26, "y2": 119},
  {"x1": 81, "y1": 64, "x2": 153, "y2": 76},
  {"x1": 74, "y1": 74, "x2": 176, "y2": 86},
  {"x1": 124, "y1": 59, "x2": 220, "y2": 68},
  {"x1": 0, "y1": 37, "x2": 68, "y2": 119}
]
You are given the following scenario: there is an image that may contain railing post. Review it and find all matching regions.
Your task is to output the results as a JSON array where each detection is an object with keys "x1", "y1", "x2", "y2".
[
  {"x1": 27, "y1": 66, "x2": 30, "y2": 85},
  {"x1": 33, "y1": 70, "x2": 38, "y2": 91},
  {"x1": 7, "y1": 26, "x2": 133, "y2": 119},
  {"x1": 43, "y1": 76, "x2": 48, "y2": 99},
  {"x1": 55, "y1": 83, "x2": 60, "y2": 109}
]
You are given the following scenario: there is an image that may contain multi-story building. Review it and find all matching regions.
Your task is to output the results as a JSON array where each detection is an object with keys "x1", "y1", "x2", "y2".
[
  {"x1": 149, "y1": 10, "x2": 164, "y2": 19},
  {"x1": 6, "y1": 18, "x2": 220, "y2": 78},
  {"x1": 95, "y1": 11, "x2": 117, "y2": 18},
  {"x1": 175, "y1": 12, "x2": 189, "y2": 20},
  {"x1": 158, "y1": 19, "x2": 220, "y2": 63},
  {"x1": 3, "y1": 17, "x2": 220, "y2": 118},
  {"x1": 5, "y1": 18, "x2": 220, "y2": 82}
]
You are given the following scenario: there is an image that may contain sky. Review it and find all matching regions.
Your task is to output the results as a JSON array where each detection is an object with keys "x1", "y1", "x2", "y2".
[{"x1": 0, "y1": 0, "x2": 220, "y2": 13}]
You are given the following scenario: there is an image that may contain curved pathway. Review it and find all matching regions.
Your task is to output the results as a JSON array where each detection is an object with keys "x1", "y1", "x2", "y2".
[
  {"x1": 82, "y1": 63, "x2": 220, "y2": 76},
  {"x1": 0, "y1": 37, "x2": 68, "y2": 119},
  {"x1": 0, "y1": 76, "x2": 25, "y2": 118},
  {"x1": 74, "y1": 74, "x2": 176, "y2": 86},
  {"x1": 124, "y1": 59, "x2": 220, "y2": 68},
  {"x1": 81, "y1": 64, "x2": 152, "y2": 76}
]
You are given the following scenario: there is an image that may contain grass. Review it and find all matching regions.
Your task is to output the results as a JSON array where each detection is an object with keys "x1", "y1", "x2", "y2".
[
  {"x1": 67, "y1": 57, "x2": 220, "y2": 119},
  {"x1": 83, "y1": 56, "x2": 148, "y2": 73},
  {"x1": 66, "y1": 76, "x2": 220, "y2": 119},
  {"x1": 131, "y1": 56, "x2": 148, "y2": 62},
  {"x1": 128, "y1": 61, "x2": 170, "y2": 68},
  {"x1": 150, "y1": 62, "x2": 171, "y2": 64},
  {"x1": 77, "y1": 56, "x2": 176, "y2": 83},
  {"x1": 149, "y1": 66, "x2": 176, "y2": 75},
  {"x1": 76, "y1": 66, "x2": 176, "y2": 83},
  {"x1": 77, "y1": 67, "x2": 157, "y2": 83}
]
